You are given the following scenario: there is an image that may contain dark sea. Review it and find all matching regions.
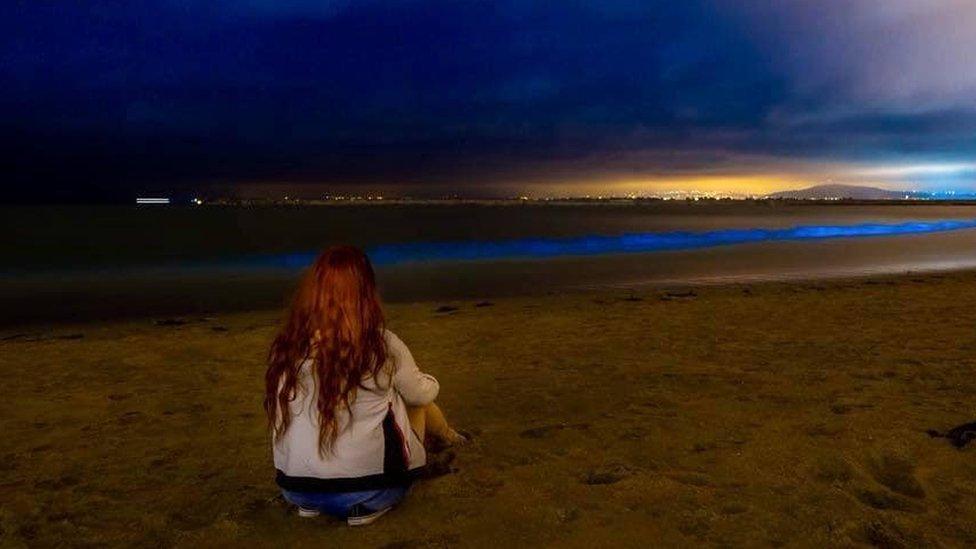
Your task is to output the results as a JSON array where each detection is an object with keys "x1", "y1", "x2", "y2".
[{"x1": 5, "y1": 201, "x2": 976, "y2": 325}]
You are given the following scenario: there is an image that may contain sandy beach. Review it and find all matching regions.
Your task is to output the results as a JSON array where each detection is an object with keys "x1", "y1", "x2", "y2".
[{"x1": 4, "y1": 270, "x2": 976, "y2": 547}]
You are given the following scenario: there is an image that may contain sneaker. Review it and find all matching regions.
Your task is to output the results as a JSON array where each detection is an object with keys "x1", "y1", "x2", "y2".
[
  {"x1": 346, "y1": 504, "x2": 392, "y2": 527},
  {"x1": 297, "y1": 507, "x2": 321, "y2": 518}
]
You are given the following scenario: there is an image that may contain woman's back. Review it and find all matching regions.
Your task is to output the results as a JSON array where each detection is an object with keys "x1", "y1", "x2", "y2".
[{"x1": 273, "y1": 330, "x2": 438, "y2": 491}]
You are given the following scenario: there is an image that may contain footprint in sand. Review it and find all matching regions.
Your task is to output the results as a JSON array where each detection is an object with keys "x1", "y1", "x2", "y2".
[
  {"x1": 868, "y1": 453, "x2": 925, "y2": 499},
  {"x1": 118, "y1": 411, "x2": 144, "y2": 425},
  {"x1": 670, "y1": 472, "x2": 712, "y2": 487},
  {"x1": 519, "y1": 422, "x2": 590, "y2": 439},
  {"x1": 855, "y1": 489, "x2": 924, "y2": 513},
  {"x1": 864, "y1": 520, "x2": 926, "y2": 547},
  {"x1": 581, "y1": 463, "x2": 635, "y2": 485},
  {"x1": 848, "y1": 451, "x2": 926, "y2": 513},
  {"x1": 813, "y1": 455, "x2": 854, "y2": 484},
  {"x1": 720, "y1": 503, "x2": 748, "y2": 516}
]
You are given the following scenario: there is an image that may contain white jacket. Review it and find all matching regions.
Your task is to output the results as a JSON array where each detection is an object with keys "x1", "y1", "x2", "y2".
[{"x1": 273, "y1": 330, "x2": 439, "y2": 492}]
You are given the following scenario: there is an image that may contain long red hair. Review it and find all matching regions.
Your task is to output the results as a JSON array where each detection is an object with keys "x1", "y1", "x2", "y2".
[{"x1": 264, "y1": 246, "x2": 388, "y2": 456}]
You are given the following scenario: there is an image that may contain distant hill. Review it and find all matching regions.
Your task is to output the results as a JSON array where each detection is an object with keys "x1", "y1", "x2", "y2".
[{"x1": 768, "y1": 184, "x2": 909, "y2": 200}]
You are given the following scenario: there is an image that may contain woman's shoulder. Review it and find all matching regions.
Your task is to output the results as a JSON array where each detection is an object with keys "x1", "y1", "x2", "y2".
[
  {"x1": 382, "y1": 329, "x2": 414, "y2": 369},
  {"x1": 383, "y1": 329, "x2": 407, "y2": 350}
]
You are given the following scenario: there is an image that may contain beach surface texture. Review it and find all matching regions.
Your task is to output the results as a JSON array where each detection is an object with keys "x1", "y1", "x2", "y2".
[{"x1": 3, "y1": 271, "x2": 976, "y2": 547}]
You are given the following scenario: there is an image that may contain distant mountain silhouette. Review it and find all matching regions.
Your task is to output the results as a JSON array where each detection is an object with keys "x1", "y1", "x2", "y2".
[{"x1": 768, "y1": 184, "x2": 909, "y2": 200}]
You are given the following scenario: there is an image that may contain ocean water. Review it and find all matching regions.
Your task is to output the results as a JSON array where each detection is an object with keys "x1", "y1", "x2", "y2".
[{"x1": 4, "y1": 202, "x2": 976, "y2": 324}]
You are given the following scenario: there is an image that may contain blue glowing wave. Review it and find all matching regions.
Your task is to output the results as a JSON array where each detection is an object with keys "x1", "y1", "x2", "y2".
[{"x1": 250, "y1": 218, "x2": 976, "y2": 268}]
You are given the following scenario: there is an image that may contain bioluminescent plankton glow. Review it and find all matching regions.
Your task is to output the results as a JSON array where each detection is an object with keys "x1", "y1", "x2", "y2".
[{"x1": 242, "y1": 219, "x2": 976, "y2": 269}]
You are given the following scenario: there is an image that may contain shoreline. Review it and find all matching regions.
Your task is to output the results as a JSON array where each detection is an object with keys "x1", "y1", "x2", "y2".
[
  {"x1": 5, "y1": 243, "x2": 976, "y2": 329},
  {"x1": 7, "y1": 202, "x2": 976, "y2": 327}
]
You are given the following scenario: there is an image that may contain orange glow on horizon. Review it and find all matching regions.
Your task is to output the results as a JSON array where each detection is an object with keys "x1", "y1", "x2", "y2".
[{"x1": 233, "y1": 159, "x2": 973, "y2": 198}]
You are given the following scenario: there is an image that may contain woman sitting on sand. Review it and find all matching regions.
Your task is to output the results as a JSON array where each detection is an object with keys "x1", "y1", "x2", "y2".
[{"x1": 265, "y1": 246, "x2": 466, "y2": 526}]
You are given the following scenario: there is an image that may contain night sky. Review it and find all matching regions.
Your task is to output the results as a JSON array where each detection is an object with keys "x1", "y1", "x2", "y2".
[{"x1": 3, "y1": 1, "x2": 976, "y2": 202}]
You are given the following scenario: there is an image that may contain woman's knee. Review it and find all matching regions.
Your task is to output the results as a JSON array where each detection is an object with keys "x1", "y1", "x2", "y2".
[{"x1": 406, "y1": 404, "x2": 428, "y2": 438}]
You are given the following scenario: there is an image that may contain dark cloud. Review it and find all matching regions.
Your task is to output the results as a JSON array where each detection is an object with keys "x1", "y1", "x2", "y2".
[{"x1": 2, "y1": 1, "x2": 975, "y2": 201}]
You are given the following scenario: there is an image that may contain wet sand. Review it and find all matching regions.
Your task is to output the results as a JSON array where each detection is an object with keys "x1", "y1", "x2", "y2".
[{"x1": 4, "y1": 271, "x2": 976, "y2": 546}]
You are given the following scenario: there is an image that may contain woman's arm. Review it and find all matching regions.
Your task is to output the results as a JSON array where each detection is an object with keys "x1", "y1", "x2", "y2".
[{"x1": 387, "y1": 331, "x2": 440, "y2": 405}]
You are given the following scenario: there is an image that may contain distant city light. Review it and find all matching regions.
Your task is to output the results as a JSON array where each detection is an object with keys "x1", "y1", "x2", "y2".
[{"x1": 135, "y1": 197, "x2": 170, "y2": 205}]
